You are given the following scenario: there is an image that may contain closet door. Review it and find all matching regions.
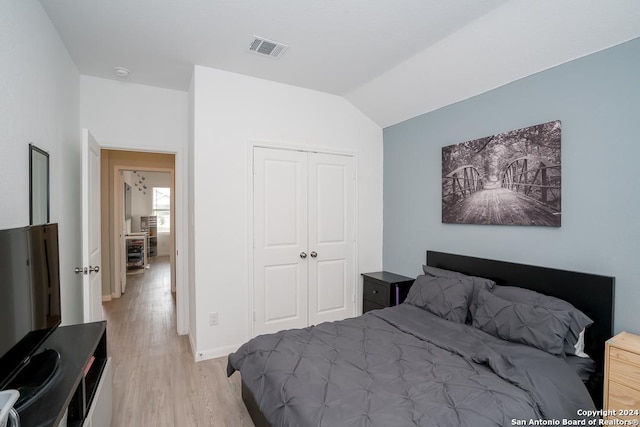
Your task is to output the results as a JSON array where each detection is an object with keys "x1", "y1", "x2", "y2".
[
  {"x1": 253, "y1": 148, "x2": 309, "y2": 335},
  {"x1": 308, "y1": 153, "x2": 355, "y2": 325}
]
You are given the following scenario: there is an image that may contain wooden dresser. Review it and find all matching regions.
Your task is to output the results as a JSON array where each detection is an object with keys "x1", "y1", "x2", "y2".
[{"x1": 604, "y1": 331, "x2": 640, "y2": 422}]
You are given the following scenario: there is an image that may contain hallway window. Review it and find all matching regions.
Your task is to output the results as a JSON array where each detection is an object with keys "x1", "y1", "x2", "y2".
[{"x1": 153, "y1": 187, "x2": 170, "y2": 232}]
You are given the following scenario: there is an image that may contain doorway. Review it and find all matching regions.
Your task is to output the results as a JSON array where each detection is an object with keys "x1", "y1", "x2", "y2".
[{"x1": 100, "y1": 150, "x2": 177, "y2": 327}]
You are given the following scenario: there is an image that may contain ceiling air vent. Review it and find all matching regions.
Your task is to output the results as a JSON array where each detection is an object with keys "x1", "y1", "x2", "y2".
[{"x1": 248, "y1": 36, "x2": 289, "y2": 59}]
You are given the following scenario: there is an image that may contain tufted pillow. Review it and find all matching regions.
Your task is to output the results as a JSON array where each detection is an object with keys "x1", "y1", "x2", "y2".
[
  {"x1": 492, "y1": 286, "x2": 593, "y2": 357},
  {"x1": 472, "y1": 289, "x2": 573, "y2": 355},
  {"x1": 405, "y1": 275, "x2": 472, "y2": 323},
  {"x1": 423, "y1": 265, "x2": 495, "y2": 320}
]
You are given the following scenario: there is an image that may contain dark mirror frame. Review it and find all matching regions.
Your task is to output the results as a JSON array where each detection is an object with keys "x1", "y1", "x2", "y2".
[{"x1": 29, "y1": 144, "x2": 50, "y2": 225}]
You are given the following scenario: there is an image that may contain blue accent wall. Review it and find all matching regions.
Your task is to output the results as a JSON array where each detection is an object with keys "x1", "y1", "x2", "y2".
[{"x1": 383, "y1": 37, "x2": 640, "y2": 334}]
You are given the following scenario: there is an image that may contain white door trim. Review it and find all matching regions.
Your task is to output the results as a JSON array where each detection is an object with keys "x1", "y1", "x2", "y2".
[
  {"x1": 82, "y1": 129, "x2": 103, "y2": 323},
  {"x1": 247, "y1": 140, "x2": 359, "y2": 339},
  {"x1": 98, "y1": 143, "x2": 189, "y2": 336},
  {"x1": 113, "y1": 170, "x2": 124, "y2": 298}
]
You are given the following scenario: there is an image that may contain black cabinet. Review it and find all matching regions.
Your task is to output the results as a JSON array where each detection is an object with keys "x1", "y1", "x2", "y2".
[
  {"x1": 362, "y1": 271, "x2": 414, "y2": 313},
  {"x1": 16, "y1": 322, "x2": 111, "y2": 427}
]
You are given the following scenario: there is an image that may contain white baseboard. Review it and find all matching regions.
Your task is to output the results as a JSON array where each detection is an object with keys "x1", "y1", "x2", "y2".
[
  {"x1": 102, "y1": 295, "x2": 112, "y2": 302},
  {"x1": 193, "y1": 343, "x2": 242, "y2": 362}
]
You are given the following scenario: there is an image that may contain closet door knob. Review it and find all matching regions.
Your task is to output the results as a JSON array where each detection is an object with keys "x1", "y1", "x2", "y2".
[
  {"x1": 310, "y1": 251, "x2": 317, "y2": 258},
  {"x1": 300, "y1": 252, "x2": 307, "y2": 259}
]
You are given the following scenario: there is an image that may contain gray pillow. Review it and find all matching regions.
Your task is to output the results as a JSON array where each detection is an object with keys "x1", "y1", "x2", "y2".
[
  {"x1": 472, "y1": 289, "x2": 573, "y2": 355},
  {"x1": 491, "y1": 286, "x2": 593, "y2": 356},
  {"x1": 405, "y1": 275, "x2": 472, "y2": 323},
  {"x1": 422, "y1": 265, "x2": 495, "y2": 319}
]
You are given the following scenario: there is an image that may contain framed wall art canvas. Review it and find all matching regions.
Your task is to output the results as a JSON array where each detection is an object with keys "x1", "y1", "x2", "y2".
[{"x1": 442, "y1": 120, "x2": 561, "y2": 227}]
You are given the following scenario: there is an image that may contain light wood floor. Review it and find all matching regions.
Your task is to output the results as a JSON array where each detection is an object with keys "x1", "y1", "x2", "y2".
[{"x1": 103, "y1": 257, "x2": 254, "y2": 426}]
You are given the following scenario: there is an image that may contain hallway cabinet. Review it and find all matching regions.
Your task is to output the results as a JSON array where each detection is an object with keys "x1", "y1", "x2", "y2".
[{"x1": 125, "y1": 233, "x2": 147, "y2": 273}]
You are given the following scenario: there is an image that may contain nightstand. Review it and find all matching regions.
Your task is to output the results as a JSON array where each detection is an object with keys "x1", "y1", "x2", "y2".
[
  {"x1": 361, "y1": 271, "x2": 414, "y2": 314},
  {"x1": 604, "y1": 332, "x2": 640, "y2": 422}
]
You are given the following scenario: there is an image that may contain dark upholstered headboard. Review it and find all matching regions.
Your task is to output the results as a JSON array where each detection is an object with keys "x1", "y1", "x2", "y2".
[{"x1": 426, "y1": 250, "x2": 615, "y2": 408}]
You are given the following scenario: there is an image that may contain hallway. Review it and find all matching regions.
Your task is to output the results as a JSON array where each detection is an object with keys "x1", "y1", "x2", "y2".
[{"x1": 103, "y1": 257, "x2": 253, "y2": 426}]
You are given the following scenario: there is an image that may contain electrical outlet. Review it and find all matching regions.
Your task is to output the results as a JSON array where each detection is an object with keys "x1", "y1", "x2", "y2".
[{"x1": 209, "y1": 312, "x2": 219, "y2": 326}]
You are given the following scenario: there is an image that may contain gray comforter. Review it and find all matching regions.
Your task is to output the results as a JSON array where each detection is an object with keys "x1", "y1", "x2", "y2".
[{"x1": 228, "y1": 304, "x2": 595, "y2": 427}]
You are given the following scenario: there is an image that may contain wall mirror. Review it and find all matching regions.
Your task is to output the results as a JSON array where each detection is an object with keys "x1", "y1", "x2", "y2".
[{"x1": 30, "y1": 144, "x2": 50, "y2": 225}]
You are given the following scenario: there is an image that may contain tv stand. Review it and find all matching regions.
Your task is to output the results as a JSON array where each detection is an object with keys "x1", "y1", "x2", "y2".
[
  {"x1": 14, "y1": 322, "x2": 112, "y2": 427},
  {"x1": 9, "y1": 348, "x2": 60, "y2": 411}
]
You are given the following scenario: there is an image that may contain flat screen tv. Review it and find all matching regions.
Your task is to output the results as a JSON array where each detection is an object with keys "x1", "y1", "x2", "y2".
[{"x1": 0, "y1": 223, "x2": 62, "y2": 395}]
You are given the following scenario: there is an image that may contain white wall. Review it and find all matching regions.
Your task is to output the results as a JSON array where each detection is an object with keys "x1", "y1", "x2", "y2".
[
  {"x1": 80, "y1": 75, "x2": 190, "y2": 333},
  {"x1": 129, "y1": 171, "x2": 172, "y2": 256},
  {"x1": 130, "y1": 175, "x2": 150, "y2": 231},
  {"x1": 0, "y1": 0, "x2": 82, "y2": 325},
  {"x1": 191, "y1": 66, "x2": 383, "y2": 359},
  {"x1": 130, "y1": 172, "x2": 167, "y2": 228},
  {"x1": 80, "y1": 76, "x2": 188, "y2": 151}
]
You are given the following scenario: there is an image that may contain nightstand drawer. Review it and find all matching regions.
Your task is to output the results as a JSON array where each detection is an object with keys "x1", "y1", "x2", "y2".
[
  {"x1": 611, "y1": 347, "x2": 640, "y2": 367},
  {"x1": 605, "y1": 332, "x2": 640, "y2": 414},
  {"x1": 363, "y1": 298, "x2": 385, "y2": 313},
  {"x1": 609, "y1": 356, "x2": 640, "y2": 391},
  {"x1": 607, "y1": 381, "x2": 640, "y2": 421},
  {"x1": 363, "y1": 280, "x2": 389, "y2": 306}
]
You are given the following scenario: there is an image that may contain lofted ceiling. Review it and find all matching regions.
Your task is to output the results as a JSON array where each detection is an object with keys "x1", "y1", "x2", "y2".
[{"x1": 40, "y1": 0, "x2": 640, "y2": 127}]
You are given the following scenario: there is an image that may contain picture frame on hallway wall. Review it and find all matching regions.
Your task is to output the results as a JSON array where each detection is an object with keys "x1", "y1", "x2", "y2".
[{"x1": 441, "y1": 120, "x2": 561, "y2": 227}]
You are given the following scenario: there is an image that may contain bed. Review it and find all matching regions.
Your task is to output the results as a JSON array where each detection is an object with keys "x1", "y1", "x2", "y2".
[{"x1": 228, "y1": 251, "x2": 615, "y2": 427}]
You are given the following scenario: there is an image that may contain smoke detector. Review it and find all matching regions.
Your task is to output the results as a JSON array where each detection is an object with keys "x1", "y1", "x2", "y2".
[{"x1": 248, "y1": 36, "x2": 289, "y2": 59}]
